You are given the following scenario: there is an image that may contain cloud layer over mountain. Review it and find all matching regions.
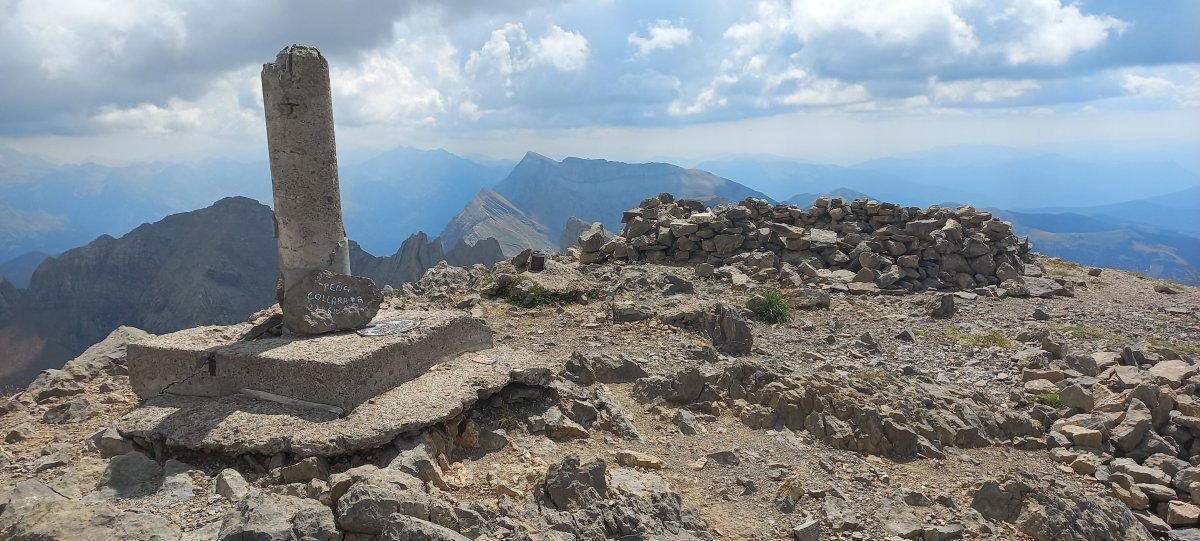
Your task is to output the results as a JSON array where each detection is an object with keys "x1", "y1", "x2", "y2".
[{"x1": 1, "y1": 1, "x2": 1196, "y2": 164}]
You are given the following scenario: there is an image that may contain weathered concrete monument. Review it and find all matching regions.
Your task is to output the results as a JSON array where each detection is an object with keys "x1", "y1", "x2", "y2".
[
  {"x1": 124, "y1": 45, "x2": 495, "y2": 415},
  {"x1": 261, "y1": 45, "x2": 381, "y2": 334}
]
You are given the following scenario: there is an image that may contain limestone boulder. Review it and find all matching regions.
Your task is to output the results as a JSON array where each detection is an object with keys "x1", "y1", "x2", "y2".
[
  {"x1": 336, "y1": 468, "x2": 430, "y2": 534},
  {"x1": 217, "y1": 491, "x2": 339, "y2": 541},
  {"x1": 379, "y1": 513, "x2": 471, "y2": 541},
  {"x1": 281, "y1": 270, "x2": 383, "y2": 335},
  {"x1": 0, "y1": 480, "x2": 180, "y2": 541},
  {"x1": 92, "y1": 451, "x2": 163, "y2": 499},
  {"x1": 545, "y1": 455, "x2": 607, "y2": 510}
]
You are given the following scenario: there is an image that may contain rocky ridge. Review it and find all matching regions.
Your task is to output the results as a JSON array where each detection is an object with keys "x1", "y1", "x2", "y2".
[
  {"x1": 0, "y1": 192, "x2": 1197, "y2": 541},
  {"x1": 0, "y1": 198, "x2": 505, "y2": 391}
]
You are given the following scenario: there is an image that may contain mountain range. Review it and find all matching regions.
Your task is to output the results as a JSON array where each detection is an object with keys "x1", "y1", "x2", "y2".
[
  {"x1": 441, "y1": 152, "x2": 769, "y2": 256},
  {"x1": 2, "y1": 143, "x2": 1198, "y2": 388},
  {"x1": 0, "y1": 197, "x2": 501, "y2": 390}
]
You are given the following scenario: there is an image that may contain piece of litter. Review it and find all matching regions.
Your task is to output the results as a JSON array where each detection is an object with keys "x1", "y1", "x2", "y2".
[
  {"x1": 472, "y1": 354, "x2": 496, "y2": 365},
  {"x1": 357, "y1": 318, "x2": 421, "y2": 336}
]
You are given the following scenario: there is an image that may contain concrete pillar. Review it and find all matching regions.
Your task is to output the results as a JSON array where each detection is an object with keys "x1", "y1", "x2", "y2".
[{"x1": 261, "y1": 45, "x2": 351, "y2": 302}]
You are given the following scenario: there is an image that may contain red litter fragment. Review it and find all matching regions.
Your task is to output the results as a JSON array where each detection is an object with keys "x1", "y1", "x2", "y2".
[{"x1": 472, "y1": 354, "x2": 496, "y2": 365}]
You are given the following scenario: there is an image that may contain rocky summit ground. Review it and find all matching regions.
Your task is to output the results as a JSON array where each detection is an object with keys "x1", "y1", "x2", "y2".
[{"x1": 1, "y1": 197, "x2": 1199, "y2": 541}]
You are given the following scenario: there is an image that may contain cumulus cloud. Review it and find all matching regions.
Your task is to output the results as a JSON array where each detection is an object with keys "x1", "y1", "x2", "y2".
[
  {"x1": 0, "y1": 0, "x2": 556, "y2": 134},
  {"x1": 993, "y1": 0, "x2": 1127, "y2": 65},
  {"x1": 89, "y1": 65, "x2": 261, "y2": 136},
  {"x1": 536, "y1": 25, "x2": 589, "y2": 71},
  {"x1": 788, "y1": 0, "x2": 979, "y2": 54},
  {"x1": 333, "y1": 35, "x2": 461, "y2": 126},
  {"x1": 929, "y1": 77, "x2": 1041, "y2": 104},
  {"x1": 628, "y1": 20, "x2": 692, "y2": 56},
  {"x1": 0, "y1": 0, "x2": 1193, "y2": 159},
  {"x1": 1121, "y1": 67, "x2": 1200, "y2": 108},
  {"x1": 465, "y1": 23, "x2": 588, "y2": 96}
]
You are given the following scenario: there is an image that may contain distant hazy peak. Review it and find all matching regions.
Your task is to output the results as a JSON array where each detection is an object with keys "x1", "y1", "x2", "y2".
[
  {"x1": 211, "y1": 195, "x2": 269, "y2": 209},
  {"x1": 518, "y1": 151, "x2": 556, "y2": 165}
]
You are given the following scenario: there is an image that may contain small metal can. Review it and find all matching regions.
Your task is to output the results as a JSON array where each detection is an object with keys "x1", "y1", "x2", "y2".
[{"x1": 530, "y1": 251, "x2": 546, "y2": 272}]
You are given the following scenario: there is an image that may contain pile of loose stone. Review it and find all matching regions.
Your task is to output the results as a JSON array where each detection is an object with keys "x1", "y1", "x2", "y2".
[
  {"x1": 581, "y1": 193, "x2": 1050, "y2": 295},
  {"x1": 1018, "y1": 334, "x2": 1200, "y2": 533}
]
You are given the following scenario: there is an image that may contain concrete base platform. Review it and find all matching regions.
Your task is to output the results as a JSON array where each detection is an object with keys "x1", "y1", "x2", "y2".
[
  {"x1": 117, "y1": 347, "x2": 549, "y2": 457},
  {"x1": 128, "y1": 309, "x2": 493, "y2": 412}
]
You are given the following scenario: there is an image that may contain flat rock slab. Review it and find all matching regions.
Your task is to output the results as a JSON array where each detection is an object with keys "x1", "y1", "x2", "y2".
[
  {"x1": 118, "y1": 346, "x2": 547, "y2": 457},
  {"x1": 128, "y1": 309, "x2": 492, "y2": 412}
]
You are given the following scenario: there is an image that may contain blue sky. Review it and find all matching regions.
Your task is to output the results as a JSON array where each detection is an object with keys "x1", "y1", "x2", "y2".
[{"x1": 0, "y1": 0, "x2": 1197, "y2": 165}]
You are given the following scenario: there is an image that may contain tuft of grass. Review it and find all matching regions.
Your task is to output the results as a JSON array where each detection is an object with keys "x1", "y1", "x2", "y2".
[
  {"x1": 944, "y1": 326, "x2": 1014, "y2": 349},
  {"x1": 1057, "y1": 324, "x2": 1105, "y2": 340},
  {"x1": 1054, "y1": 324, "x2": 1124, "y2": 349},
  {"x1": 1043, "y1": 257, "x2": 1081, "y2": 269},
  {"x1": 854, "y1": 369, "x2": 891, "y2": 381},
  {"x1": 1032, "y1": 393, "x2": 1063, "y2": 408},
  {"x1": 1042, "y1": 258, "x2": 1082, "y2": 278},
  {"x1": 497, "y1": 276, "x2": 595, "y2": 308},
  {"x1": 497, "y1": 404, "x2": 517, "y2": 430},
  {"x1": 754, "y1": 290, "x2": 793, "y2": 324},
  {"x1": 1149, "y1": 337, "x2": 1200, "y2": 357}
]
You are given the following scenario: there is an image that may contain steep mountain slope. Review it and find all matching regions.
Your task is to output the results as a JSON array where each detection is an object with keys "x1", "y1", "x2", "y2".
[
  {"x1": 349, "y1": 234, "x2": 503, "y2": 287},
  {"x1": 441, "y1": 188, "x2": 556, "y2": 256},
  {"x1": 0, "y1": 197, "x2": 278, "y2": 388},
  {"x1": 497, "y1": 152, "x2": 769, "y2": 234},
  {"x1": 1009, "y1": 186, "x2": 1200, "y2": 234},
  {"x1": 0, "y1": 147, "x2": 508, "y2": 263},
  {"x1": 0, "y1": 157, "x2": 272, "y2": 262},
  {"x1": 991, "y1": 208, "x2": 1200, "y2": 284},
  {"x1": 0, "y1": 251, "x2": 49, "y2": 288},
  {"x1": 443, "y1": 152, "x2": 770, "y2": 253},
  {"x1": 0, "y1": 197, "x2": 506, "y2": 389},
  {"x1": 341, "y1": 147, "x2": 509, "y2": 255}
]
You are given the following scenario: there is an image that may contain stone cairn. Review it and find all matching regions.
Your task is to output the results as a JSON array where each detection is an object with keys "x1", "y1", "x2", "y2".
[{"x1": 581, "y1": 192, "x2": 1032, "y2": 292}]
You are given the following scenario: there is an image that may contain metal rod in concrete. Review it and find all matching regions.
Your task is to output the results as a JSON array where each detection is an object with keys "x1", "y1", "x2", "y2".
[{"x1": 261, "y1": 44, "x2": 351, "y2": 302}]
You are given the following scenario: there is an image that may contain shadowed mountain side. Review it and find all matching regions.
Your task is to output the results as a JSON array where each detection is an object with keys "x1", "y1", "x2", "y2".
[
  {"x1": 440, "y1": 188, "x2": 556, "y2": 257},
  {"x1": 1010, "y1": 186, "x2": 1200, "y2": 234},
  {"x1": 0, "y1": 197, "x2": 278, "y2": 389},
  {"x1": 349, "y1": 235, "x2": 503, "y2": 287},
  {"x1": 341, "y1": 147, "x2": 510, "y2": 255},
  {"x1": 0, "y1": 198, "x2": 506, "y2": 389},
  {"x1": 0, "y1": 251, "x2": 50, "y2": 288},
  {"x1": 495, "y1": 152, "x2": 770, "y2": 235},
  {"x1": 990, "y1": 209, "x2": 1200, "y2": 284}
]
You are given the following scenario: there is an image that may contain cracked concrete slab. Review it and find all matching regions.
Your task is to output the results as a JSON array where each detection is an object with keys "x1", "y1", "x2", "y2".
[
  {"x1": 117, "y1": 347, "x2": 549, "y2": 457},
  {"x1": 127, "y1": 309, "x2": 493, "y2": 411}
]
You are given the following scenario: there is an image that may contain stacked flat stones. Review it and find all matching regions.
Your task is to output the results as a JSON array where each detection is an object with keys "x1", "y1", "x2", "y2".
[
  {"x1": 585, "y1": 192, "x2": 1032, "y2": 292},
  {"x1": 1023, "y1": 340, "x2": 1200, "y2": 531}
]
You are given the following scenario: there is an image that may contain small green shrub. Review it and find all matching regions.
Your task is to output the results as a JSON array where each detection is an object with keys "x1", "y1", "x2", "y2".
[
  {"x1": 755, "y1": 290, "x2": 793, "y2": 324},
  {"x1": 1032, "y1": 393, "x2": 1063, "y2": 408},
  {"x1": 1149, "y1": 337, "x2": 1200, "y2": 356},
  {"x1": 944, "y1": 326, "x2": 1014, "y2": 349},
  {"x1": 497, "y1": 404, "x2": 517, "y2": 429},
  {"x1": 497, "y1": 276, "x2": 595, "y2": 307},
  {"x1": 1055, "y1": 324, "x2": 1124, "y2": 349},
  {"x1": 854, "y1": 369, "x2": 891, "y2": 381},
  {"x1": 1056, "y1": 324, "x2": 1106, "y2": 340}
]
